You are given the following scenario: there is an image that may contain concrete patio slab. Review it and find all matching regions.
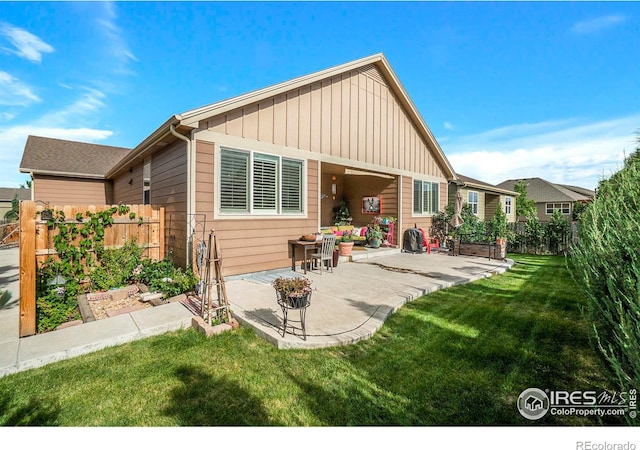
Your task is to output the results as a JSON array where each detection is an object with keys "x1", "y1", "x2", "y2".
[{"x1": 0, "y1": 245, "x2": 513, "y2": 376}]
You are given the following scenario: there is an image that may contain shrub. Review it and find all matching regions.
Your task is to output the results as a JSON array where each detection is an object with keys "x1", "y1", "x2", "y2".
[
  {"x1": 135, "y1": 258, "x2": 198, "y2": 299},
  {"x1": 569, "y1": 141, "x2": 640, "y2": 397},
  {"x1": 545, "y1": 209, "x2": 570, "y2": 254},
  {"x1": 89, "y1": 239, "x2": 143, "y2": 291}
]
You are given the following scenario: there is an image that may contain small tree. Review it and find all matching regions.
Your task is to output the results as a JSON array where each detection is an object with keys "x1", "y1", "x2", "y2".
[
  {"x1": 490, "y1": 203, "x2": 514, "y2": 242},
  {"x1": 3, "y1": 194, "x2": 19, "y2": 221},
  {"x1": 545, "y1": 209, "x2": 569, "y2": 254},
  {"x1": 513, "y1": 180, "x2": 537, "y2": 219},
  {"x1": 430, "y1": 204, "x2": 453, "y2": 244}
]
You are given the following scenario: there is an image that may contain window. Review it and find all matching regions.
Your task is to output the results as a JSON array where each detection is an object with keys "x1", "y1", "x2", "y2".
[
  {"x1": 220, "y1": 148, "x2": 304, "y2": 215},
  {"x1": 143, "y1": 157, "x2": 151, "y2": 205},
  {"x1": 413, "y1": 179, "x2": 440, "y2": 215},
  {"x1": 546, "y1": 203, "x2": 570, "y2": 215},
  {"x1": 505, "y1": 196, "x2": 512, "y2": 214},
  {"x1": 468, "y1": 191, "x2": 479, "y2": 215}
]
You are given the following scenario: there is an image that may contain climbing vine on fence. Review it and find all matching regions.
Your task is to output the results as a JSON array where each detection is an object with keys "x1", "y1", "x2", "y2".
[
  {"x1": 43, "y1": 204, "x2": 137, "y2": 279},
  {"x1": 36, "y1": 205, "x2": 139, "y2": 333}
]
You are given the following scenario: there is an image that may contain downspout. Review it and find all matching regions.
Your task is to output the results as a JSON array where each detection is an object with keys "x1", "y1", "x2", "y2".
[{"x1": 169, "y1": 124, "x2": 193, "y2": 266}]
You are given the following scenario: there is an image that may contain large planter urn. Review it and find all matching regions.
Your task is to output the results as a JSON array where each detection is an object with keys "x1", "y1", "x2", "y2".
[
  {"x1": 338, "y1": 241, "x2": 354, "y2": 256},
  {"x1": 369, "y1": 238, "x2": 382, "y2": 249}
]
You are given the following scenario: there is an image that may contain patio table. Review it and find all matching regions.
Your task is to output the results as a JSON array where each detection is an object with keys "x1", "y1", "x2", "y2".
[{"x1": 288, "y1": 240, "x2": 321, "y2": 274}]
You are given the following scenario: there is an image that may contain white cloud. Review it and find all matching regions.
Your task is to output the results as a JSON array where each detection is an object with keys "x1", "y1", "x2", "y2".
[
  {"x1": 39, "y1": 87, "x2": 106, "y2": 125},
  {"x1": 443, "y1": 114, "x2": 640, "y2": 191},
  {"x1": 97, "y1": 2, "x2": 138, "y2": 75},
  {"x1": 0, "y1": 88, "x2": 114, "y2": 187},
  {"x1": 571, "y1": 14, "x2": 627, "y2": 34},
  {"x1": 0, "y1": 22, "x2": 54, "y2": 63},
  {"x1": 444, "y1": 122, "x2": 455, "y2": 131},
  {"x1": 0, "y1": 71, "x2": 41, "y2": 106}
]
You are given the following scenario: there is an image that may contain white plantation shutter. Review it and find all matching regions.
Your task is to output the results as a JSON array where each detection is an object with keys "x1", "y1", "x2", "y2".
[
  {"x1": 423, "y1": 181, "x2": 431, "y2": 213},
  {"x1": 282, "y1": 159, "x2": 303, "y2": 213},
  {"x1": 220, "y1": 149, "x2": 249, "y2": 212},
  {"x1": 413, "y1": 180, "x2": 440, "y2": 214},
  {"x1": 413, "y1": 179, "x2": 422, "y2": 214},
  {"x1": 253, "y1": 154, "x2": 278, "y2": 211},
  {"x1": 219, "y1": 147, "x2": 304, "y2": 215},
  {"x1": 431, "y1": 182, "x2": 439, "y2": 213}
]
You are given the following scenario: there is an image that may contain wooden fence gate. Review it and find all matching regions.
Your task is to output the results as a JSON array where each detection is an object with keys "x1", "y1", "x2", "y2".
[{"x1": 18, "y1": 201, "x2": 165, "y2": 337}]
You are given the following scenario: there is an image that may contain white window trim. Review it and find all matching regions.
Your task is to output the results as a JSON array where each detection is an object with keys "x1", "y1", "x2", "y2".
[
  {"x1": 505, "y1": 196, "x2": 512, "y2": 214},
  {"x1": 468, "y1": 191, "x2": 479, "y2": 215},
  {"x1": 143, "y1": 157, "x2": 151, "y2": 205},
  {"x1": 545, "y1": 202, "x2": 571, "y2": 215},
  {"x1": 412, "y1": 179, "x2": 440, "y2": 216},
  {"x1": 216, "y1": 146, "x2": 307, "y2": 220}
]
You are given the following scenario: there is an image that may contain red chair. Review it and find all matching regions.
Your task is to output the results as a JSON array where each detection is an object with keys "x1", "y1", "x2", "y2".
[{"x1": 426, "y1": 238, "x2": 439, "y2": 254}]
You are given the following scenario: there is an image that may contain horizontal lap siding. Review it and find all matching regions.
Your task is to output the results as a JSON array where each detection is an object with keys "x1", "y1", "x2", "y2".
[
  {"x1": 152, "y1": 142, "x2": 188, "y2": 267},
  {"x1": 195, "y1": 141, "x2": 318, "y2": 276},
  {"x1": 113, "y1": 141, "x2": 187, "y2": 265},
  {"x1": 113, "y1": 165, "x2": 143, "y2": 204},
  {"x1": 34, "y1": 176, "x2": 113, "y2": 205}
]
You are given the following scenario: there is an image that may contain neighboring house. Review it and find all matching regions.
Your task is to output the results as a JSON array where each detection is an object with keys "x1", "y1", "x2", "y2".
[
  {"x1": 19, "y1": 136, "x2": 130, "y2": 205},
  {"x1": 496, "y1": 177, "x2": 594, "y2": 222},
  {"x1": 449, "y1": 175, "x2": 518, "y2": 223},
  {"x1": 19, "y1": 53, "x2": 457, "y2": 276},
  {"x1": 0, "y1": 187, "x2": 31, "y2": 219}
]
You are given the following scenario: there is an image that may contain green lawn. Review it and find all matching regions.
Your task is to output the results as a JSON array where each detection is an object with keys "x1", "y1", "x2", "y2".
[{"x1": 0, "y1": 255, "x2": 621, "y2": 425}]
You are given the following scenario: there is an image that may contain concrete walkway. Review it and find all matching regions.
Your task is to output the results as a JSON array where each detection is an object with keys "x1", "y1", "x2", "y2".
[{"x1": 0, "y1": 246, "x2": 513, "y2": 377}]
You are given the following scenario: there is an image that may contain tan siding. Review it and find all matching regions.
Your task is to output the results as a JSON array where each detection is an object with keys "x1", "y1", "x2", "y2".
[
  {"x1": 33, "y1": 175, "x2": 113, "y2": 205},
  {"x1": 199, "y1": 64, "x2": 448, "y2": 178},
  {"x1": 151, "y1": 142, "x2": 188, "y2": 266},
  {"x1": 286, "y1": 92, "x2": 299, "y2": 149},
  {"x1": 113, "y1": 163, "x2": 143, "y2": 204},
  {"x1": 194, "y1": 143, "x2": 319, "y2": 276},
  {"x1": 273, "y1": 94, "x2": 287, "y2": 146}
]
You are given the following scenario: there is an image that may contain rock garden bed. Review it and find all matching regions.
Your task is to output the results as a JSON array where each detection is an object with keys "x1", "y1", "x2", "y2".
[{"x1": 77, "y1": 284, "x2": 188, "y2": 322}]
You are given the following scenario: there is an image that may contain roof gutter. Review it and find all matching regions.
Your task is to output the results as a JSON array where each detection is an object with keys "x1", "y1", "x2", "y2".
[
  {"x1": 457, "y1": 180, "x2": 519, "y2": 197},
  {"x1": 105, "y1": 115, "x2": 183, "y2": 179},
  {"x1": 19, "y1": 168, "x2": 107, "y2": 180}
]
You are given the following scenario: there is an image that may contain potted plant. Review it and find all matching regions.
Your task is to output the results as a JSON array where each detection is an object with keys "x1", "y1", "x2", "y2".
[
  {"x1": 272, "y1": 277, "x2": 312, "y2": 308},
  {"x1": 367, "y1": 225, "x2": 384, "y2": 249},
  {"x1": 338, "y1": 230, "x2": 355, "y2": 256}
]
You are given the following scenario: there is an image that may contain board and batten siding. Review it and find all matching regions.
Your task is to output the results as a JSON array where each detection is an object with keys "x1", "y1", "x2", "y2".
[
  {"x1": 195, "y1": 140, "x2": 319, "y2": 276},
  {"x1": 33, "y1": 175, "x2": 113, "y2": 205},
  {"x1": 201, "y1": 64, "x2": 445, "y2": 179}
]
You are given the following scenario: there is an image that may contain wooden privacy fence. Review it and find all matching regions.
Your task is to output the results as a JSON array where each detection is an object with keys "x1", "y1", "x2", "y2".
[{"x1": 19, "y1": 201, "x2": 165, "y2": 337}]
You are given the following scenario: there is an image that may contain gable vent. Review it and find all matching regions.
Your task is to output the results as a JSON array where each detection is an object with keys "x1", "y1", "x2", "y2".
[{"x1": 358, "y1": 64, "x2": 387, "y2": 86}]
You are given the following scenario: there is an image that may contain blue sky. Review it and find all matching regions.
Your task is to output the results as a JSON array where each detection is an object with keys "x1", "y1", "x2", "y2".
[{"x1": 1, "y1": 1, "x2": 639, "y2": 190}]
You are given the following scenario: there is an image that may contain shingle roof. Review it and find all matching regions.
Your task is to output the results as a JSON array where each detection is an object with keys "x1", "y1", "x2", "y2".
[
  {"x1": 496, "y1": 178, "x2": 593, "y2": 203},
  {"x1": 20, "y1": 136, "x2": 131, "y2": 178},
  {"x1": 0, "y1": 188, "x2": 31, "y2": 201},
  {"x1": 455, "y1": 174, "x2": 518, "y2": 196}
]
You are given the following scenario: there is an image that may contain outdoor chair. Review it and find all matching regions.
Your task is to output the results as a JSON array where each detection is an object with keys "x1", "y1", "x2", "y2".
[
  {"x1": 426, "y1": 238, "x2": 440, "y2": 254},
  {"x1": 310, "y1": 233, "x2": 336, "y2": 274}
]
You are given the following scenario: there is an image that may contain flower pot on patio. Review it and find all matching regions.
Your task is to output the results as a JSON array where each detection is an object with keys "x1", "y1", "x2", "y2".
[
  {"x1": 338, "y1": 241, "x2": 354, "y2": 256},
  {"x1": 369, "y1": 237, "x2": 382, "y2": 249},
  {"x1": 332, "y1": 249, "x2": 340, "y2": 267}
]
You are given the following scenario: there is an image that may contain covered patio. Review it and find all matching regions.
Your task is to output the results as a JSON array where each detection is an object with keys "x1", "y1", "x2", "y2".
[{"x1": 226, "y1": 250, "x2": 513, "y2": 349}]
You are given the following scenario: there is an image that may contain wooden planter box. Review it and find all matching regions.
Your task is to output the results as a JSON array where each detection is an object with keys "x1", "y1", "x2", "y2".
[{"x1": 456, "y1": 240, "x2": 506, "y2": 260}]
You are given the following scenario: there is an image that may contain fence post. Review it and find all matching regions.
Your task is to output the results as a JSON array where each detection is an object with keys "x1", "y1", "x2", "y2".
[
  {"x1": 19, "y1": 200, "x2": 36, "y2": 337},
  {"x1": 159, "y1": 206, "x2": 165, "y2": 261}
]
